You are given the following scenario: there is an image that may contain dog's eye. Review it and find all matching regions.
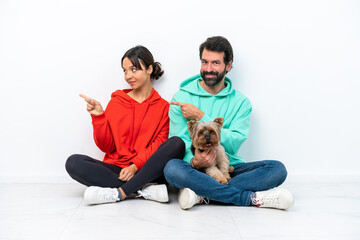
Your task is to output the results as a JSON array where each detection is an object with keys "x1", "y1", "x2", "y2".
[{"x1": 209, "y1": 130, "x2": 215, "y2": 134}]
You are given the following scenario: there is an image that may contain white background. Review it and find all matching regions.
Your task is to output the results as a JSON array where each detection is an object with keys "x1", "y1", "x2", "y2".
[{"x1": 1, "y1": 0, "x2": 359, "y2": 182}]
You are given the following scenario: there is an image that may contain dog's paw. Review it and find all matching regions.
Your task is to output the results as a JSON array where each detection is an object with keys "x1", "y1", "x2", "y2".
[
  {"x1": 218, "y1": 177, "x2": 229, "y2": 185},
  {"x1": 229, "y1": 166, "x2": 234, "y2": 173}
]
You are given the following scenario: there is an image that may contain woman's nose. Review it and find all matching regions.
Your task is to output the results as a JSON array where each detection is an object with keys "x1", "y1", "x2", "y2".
[{"x1": 125, "y1": 71, "x2": 132, "y2": 80}]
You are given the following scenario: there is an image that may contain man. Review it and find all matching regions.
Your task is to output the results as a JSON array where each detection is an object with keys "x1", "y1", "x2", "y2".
[{"x1": 164, "y1": 36, "x2": 294, "y2": 210}]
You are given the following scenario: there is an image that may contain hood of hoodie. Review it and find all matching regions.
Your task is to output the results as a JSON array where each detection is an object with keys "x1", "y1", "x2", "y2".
[
  {"x1": 179, "y1": 74, "x2": 234, "y2": 97},
  {"x1": 111, "y1": 88, "x2": 162, "y2": 105},
  {"x1": 110, "y1": 88, "x2": 162, "y2": 152}
]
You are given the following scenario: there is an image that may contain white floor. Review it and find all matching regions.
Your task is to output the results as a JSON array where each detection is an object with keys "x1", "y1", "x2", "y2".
[{"x1": 1, "y1": 177, "x2": 360, "y2": 240}]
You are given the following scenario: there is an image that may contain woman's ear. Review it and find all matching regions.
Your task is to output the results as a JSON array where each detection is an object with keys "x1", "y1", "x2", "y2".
[{"x1": 147, "y1": 65, "x2": 153, "y2": 75}]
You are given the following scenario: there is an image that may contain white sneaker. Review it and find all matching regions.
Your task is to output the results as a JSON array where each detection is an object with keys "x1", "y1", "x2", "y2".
[
  {"x1": 253, "y1": 188, "x2": 294, "y2": 210},
  {"x1": 137, "y1": 184, "x2": 169, "y2": 203},
  {"x1": 178, "y1": 188, "x2": 209, "y2": 210},
  {"x1": 84, "y1": 186, "x2": 120, "y2": 205}
]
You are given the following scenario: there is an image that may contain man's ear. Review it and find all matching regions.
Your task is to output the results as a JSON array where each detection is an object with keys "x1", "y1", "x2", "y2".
[
  {"x1": 213, "y1": 117, "x2": 224, "y2": 127},
  {"x1": 226, "y1": 60, "x2": 232, "y2": 73}
]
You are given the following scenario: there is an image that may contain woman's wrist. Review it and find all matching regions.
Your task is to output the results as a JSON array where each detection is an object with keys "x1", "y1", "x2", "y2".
[
  {"x1": 91, "y1": 110, "x2": 104, "y2": 116},
  {"x1": 131, "y1": 163, "x2": 138, "y2": 173}
]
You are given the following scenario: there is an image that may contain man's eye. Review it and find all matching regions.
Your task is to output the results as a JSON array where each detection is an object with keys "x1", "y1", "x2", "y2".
[{"x1": 132, "y1": 68, "x2": 137, "y2": 72}]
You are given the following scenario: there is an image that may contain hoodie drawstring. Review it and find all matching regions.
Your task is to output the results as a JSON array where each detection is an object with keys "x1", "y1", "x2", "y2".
[
  {"x1": 223, "y1": 95, "x2": 230, "y2": 118},
  {"x1": 128, "y1": 101, "x2": 135, "y2": 152},
  {"x1": 129, "y1": 101, "x2": 150, "y2": 152}
]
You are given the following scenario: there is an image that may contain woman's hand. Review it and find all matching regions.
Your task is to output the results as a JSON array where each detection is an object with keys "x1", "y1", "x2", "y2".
[
  {"x1": 79, "y1": 94, "x2": 104, "y2": 115},
  {"x1": 119, "y1": 164, "x2": 138, "y2": 181}
]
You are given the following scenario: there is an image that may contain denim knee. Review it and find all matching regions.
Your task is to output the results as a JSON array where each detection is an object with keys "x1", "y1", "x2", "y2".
[
  {"x1": 268, "y1": 160, "x2": 288, "y2": 185},
  {"x1": 163, "y1": 159, "x2": 186, "y2": 185},
  {"x1": 163, "y1": 159, "x2": 177, "y2": 182}
]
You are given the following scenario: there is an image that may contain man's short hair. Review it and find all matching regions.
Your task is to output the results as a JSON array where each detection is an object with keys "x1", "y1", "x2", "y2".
[{"x1": 199, "y1": 36, "x2": 233, "y2": 65}]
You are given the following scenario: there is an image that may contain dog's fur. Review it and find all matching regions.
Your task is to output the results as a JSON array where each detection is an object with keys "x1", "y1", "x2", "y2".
[{"x1": 188, "y1": 117, "x2": 234, "y2": 184}]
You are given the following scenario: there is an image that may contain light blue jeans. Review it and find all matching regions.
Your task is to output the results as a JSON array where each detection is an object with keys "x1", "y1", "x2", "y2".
[{"x1": 164, "y1": 159, "x2": 288, "y2": 206}]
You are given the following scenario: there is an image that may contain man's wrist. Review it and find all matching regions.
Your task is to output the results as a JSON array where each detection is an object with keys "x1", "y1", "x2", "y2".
[
  {"x1": 190, "y1": 158, "x2": 198, "y2": 169},
  {"x1": 196, "y1": 111, "x2": 205, "y2": 121}
]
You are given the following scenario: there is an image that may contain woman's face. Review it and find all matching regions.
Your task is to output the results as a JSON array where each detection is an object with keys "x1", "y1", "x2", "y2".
[{"x1": 122, "y1": 57, "x2": 153, "y2": 90}]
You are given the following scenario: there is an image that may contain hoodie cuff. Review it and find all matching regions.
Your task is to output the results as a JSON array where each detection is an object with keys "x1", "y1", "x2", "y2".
[
  {"x1": 130, "y1": 157, "x2": 143, "y2": 171},
  {"x1": 200, "y1": 114, "x2": 212, "y2": 122},
  {"x1": 91, "y1": 113, "x2": 106, "y2": 125}
]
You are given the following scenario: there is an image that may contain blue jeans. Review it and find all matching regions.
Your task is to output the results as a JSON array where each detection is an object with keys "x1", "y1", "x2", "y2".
[{"x1": 164, "y1": 159, "x2": 287, "y2": 206}]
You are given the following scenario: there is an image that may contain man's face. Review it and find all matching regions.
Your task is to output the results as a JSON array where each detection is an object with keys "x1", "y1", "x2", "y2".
[{"x1": 200, "y1": 49, "x2": 231, "y2": 87}]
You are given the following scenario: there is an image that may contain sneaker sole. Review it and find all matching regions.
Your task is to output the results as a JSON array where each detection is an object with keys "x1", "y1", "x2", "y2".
[
  {"x1": 278, "y1": 188, "x2": 295, "y2": 209},
  {"x1": 153, "y1": 185, "x2": 169, "y2": 203},
  {"x1": 178, "y1": 188, "x2": 194, "y2": 210},
  {"x1": 84, "y1": 186, "x2": 101, "y2": 205}
]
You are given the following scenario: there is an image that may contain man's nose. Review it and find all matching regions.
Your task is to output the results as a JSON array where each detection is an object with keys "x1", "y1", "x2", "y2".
[{"x1": 206, "y1": 63, "x2": 213, "y2": 72}]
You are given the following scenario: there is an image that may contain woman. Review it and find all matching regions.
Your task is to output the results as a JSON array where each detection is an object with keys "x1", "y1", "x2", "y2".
[{"x1": 66, "y1": 46, "x2": 185, "y2": 205}]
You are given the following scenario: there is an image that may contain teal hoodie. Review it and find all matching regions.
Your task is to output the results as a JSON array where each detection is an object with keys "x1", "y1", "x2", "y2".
[{"x1": 169, "y1": 74, "x2": 252, "y2": 165}]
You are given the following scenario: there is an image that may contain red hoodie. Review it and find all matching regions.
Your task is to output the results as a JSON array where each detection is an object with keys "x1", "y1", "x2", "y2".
[{"x1": 90, "y1": 88, "x2": 169, "y2": 170}]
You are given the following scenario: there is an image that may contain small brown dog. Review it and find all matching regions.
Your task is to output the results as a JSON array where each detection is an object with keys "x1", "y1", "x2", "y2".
[{"x1": 188, "y1": 117, "x2": 234, "y2": 184}]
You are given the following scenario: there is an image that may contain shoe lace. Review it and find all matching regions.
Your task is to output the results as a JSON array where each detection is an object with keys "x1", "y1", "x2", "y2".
[
  {"x1": 136, "y1": 183, "x2": 157, "y2": 199},
  {"x1": 100, "y1": 189, "x2": 118, "y2": 201},
  {"x1": 137, "y1": 188, "x2": 153, "y2": 199},
  {"x1": 199, "y1": 196, "x2": 210, "y2": 205},
  {"x1": 256, "y1": 192, "x2": 280, "y2": 207}
]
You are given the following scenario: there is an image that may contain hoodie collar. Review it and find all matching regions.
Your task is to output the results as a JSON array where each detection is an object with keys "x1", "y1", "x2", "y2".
[
  {"x1": 111, "y1": 88, "x2": 161, "y2": 105},
  {"x1": 179, "y1": 74, "x2": 234, "y2": 97}
]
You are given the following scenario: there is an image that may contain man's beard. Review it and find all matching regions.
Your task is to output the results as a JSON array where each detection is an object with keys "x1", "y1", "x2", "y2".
[{"x1": 201, "y1": 68, "x2": 227, "y2": 87}]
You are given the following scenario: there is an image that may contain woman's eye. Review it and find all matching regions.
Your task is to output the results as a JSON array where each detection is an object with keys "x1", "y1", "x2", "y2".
[{"x1": 132, "y1": 68, "x2": 137, "y2": 72}]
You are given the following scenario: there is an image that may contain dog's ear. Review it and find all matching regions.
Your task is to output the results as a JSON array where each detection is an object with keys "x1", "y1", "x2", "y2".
[
  {"x1": 187, "y1": 120, "x2": 197, "y2": 137},
  {"x1": 213, "y1": 117, "x2": 224, "y2": 127}
]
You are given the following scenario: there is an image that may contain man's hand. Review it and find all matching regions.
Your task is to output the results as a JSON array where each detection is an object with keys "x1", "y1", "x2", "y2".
[
  {"x1": 118, "y1": 164, "x2": 138, "y2": 181},
  {"x1": 170, "y1": 102, "x2": 204, "y2": 121},
  {"x1": 79, "y1": 94, "x2": 104, "y2": 115},
  {"x1": 191, "y1": 148, "x2": 217, "y2": 169}
]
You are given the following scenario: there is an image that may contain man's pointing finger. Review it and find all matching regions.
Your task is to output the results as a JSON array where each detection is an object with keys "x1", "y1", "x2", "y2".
[{"x1": 170, "y1": 101, "x2": 185, "y2": 106}]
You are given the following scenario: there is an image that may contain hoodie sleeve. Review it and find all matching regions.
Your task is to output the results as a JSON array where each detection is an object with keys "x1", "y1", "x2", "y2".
[
  {"x1": 220, "y1": 98, "x2": 252, "y2": 156},
  {"x1": 130, "y1": 104, "x2": 170, "y2": 170},
  {"x1": 91, "y1": 112, "x2": 116, "y2": 154},
  {"x1": 169, "y1": 93, "x2": 194, "y2": 164}
]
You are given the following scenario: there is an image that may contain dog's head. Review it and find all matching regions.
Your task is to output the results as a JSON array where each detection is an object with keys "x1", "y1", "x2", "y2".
[{"x1": 187, "y1": 117, "x2": 224, "y2": 151}]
